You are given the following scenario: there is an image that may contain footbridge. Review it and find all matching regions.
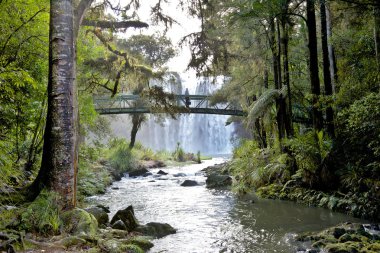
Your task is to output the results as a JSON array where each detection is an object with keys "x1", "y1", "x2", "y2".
[{"x1": 93, "y1": 94, "x2": 246, "y2": 116}]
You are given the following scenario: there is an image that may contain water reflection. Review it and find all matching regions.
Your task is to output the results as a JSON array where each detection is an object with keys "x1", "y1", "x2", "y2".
[{"x1": 90, "y1": 158, "x2": 364, "y2": 253}]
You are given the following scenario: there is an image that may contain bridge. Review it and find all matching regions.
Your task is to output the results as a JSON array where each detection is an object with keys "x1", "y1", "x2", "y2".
[{"x1": 93, "y1": 94, "x2": 246, "y2": 116}]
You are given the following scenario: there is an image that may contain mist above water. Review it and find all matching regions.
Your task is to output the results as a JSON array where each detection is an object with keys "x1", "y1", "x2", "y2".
[{"x1": 109, "y1": 75, "x2": 235, "y2": 155}]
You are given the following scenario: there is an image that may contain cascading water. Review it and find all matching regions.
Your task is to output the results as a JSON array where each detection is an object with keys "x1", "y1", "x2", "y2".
[{"x1": 110, "y1": 75, "x2": 235, "y2": 155}]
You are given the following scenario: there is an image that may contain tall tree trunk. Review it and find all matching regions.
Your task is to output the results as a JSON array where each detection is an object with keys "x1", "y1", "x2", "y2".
[
  {"x1": 270, "y1": 19, "x2": 285, "y2": 142},
  {"x1": 281, "y1": 21, "x2": 294, "y2": 137},
  {"x1": 325, "y1": 0, "x2": 338, "y2": 92},
  {"x1": 29, "y1": 0, "x2": 77, "y2": 210},
  {"x1": 320, "y1": 0, "x2": 335, "y2": 137},
  {"x1": 307, "y1": 0, "x2": 323, "y2": 131},
  {"x1": 374, "y1": 0, "x2": 380, "y2": 77}
]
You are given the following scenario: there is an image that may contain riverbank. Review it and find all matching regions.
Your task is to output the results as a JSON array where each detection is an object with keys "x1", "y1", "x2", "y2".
[{"x1": 0, "y1": 140, "x2": 202, "y2": 253}]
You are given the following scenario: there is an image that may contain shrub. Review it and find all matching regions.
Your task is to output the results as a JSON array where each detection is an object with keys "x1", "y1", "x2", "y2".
[
  {"x1": 108, "y1": 139, "x2": 137, "y2": 174},
  {"x1": 20, "y1": 190, "x2": 61, "y2": 235}
]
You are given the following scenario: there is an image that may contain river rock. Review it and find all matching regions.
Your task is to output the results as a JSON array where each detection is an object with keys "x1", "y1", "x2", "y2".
[
  {"x1": 134, "y1": 222, "x2": 176, "y2": 238},
  {"x1": 206, "y1": 174, "x2": 232, "y2": 188},
  {"x1": 110, "y1": 205, "x2": 139, "y2": 231},
  {"x1": 139, "y1": 160, "x2": 166, "y2": 169},
  {"x1": 61, "y1": 208, "x2": 98, "y2": 237},
  {"x1": 173, "y1": 173, "x2": 187, "y2": 177},
  {"x1": 180, "y1": 180, "x2": 199, "y2": 187},
  {"x1": 157, "y1": 170, "x2": 168, "y2": 175},
  {"x1": 111, "y1": 220, "x2": 127, "y2": 230},
  {"x1": 143, "y1": 172, "x2": 153, "y2": 177},
  {"x1": 85, "y1": 206, "x2": 109, "y2": 226},
  {"x1": 128, "y1": 168, "x2": 149, "y2": 177}
]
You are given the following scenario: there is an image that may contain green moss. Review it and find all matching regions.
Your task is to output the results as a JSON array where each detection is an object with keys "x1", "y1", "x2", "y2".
[
  {"x1": 126, "y1": 236, "x2": 154, "y2": 250},
  {"x1": 324, "y1": 241, "x2": 362, "y2": 253},
  {"x1": 125, "y1": 244, "x2": 145, "y2": 253},
  {"x1": 60, "y1": 208, "x2": 98, "y2": 237}
]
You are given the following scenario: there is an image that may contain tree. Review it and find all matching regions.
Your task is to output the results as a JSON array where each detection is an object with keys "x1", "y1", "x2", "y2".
[
  {"x1": 306, "y1": 0, "x2": 323, "y2": 131},
  {"x1": 28, "y1": 0, "x2": 152, "y2": 209}
]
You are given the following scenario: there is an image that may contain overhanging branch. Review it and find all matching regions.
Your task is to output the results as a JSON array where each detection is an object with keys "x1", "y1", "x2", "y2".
[{"x1": 81, "y1": 19, "x2": 149, "y2": 29}]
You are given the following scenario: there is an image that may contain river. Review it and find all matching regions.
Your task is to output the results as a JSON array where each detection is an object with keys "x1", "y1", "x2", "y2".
[{"x1": 90, "y1": 158, "x2": 365, "y2": 253}]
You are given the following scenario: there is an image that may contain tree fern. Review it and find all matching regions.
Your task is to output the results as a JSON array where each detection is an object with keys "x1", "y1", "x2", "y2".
[{"x1": 246, "y1": 86, "x2": 287, "y2": 127}]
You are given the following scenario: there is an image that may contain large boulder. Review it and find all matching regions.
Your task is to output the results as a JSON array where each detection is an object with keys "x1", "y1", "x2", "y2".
[
  {"x1": 157, "y1": 170, "x2": 168, "y2": 175},
  {"x1": 180, "y1": 180, "x2": 198, "y2": 187},
  {"x1": 85, "y1": 206, "x2": 109, "y2": 226},
  {"x1": 128, "y1": 168, "x2": 149, "y2": 177},
  {"x1": 206, "y1": 174, "x2": 232, "y2": 188},
  {"x1": 110, "y1": 206, "x2": 139, "y2": 231},
  {"x1": 61, "y1": 208, "x2": 98, "y2": 237},
  {"x1": 134, "y1": 222, "x2": 176, "y2": 238},
  {"x1": 111, "y1": 220, "x2": 127, "y2": 230}
]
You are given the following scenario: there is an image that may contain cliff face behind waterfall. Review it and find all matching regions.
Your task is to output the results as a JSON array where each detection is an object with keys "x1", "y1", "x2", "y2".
[{"x1": 109, "y1": 75, "x2": 235, "y2": 155}]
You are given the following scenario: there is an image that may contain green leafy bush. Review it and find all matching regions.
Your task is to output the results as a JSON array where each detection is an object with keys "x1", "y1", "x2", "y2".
[
  {"x1": 285, "y1": 130, "x2": 332, "y2": 188},
  {"x1": 229, "y1": 140, "x2": 292, "y2": 193},
  {"x1": 108, "y1": 138, "x2": 137, "y2": 174}
]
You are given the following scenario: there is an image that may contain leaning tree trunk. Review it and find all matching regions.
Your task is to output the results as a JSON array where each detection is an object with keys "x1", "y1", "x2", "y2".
[
  {"x1": 29, "y1": 0, "x2": 77, "y2": 210},
  {"x1": 320, "y1": 0, "x2": 335, "y2": 137},
  {"x1": 307, "y1": 0, "x2": 323, "y2": 131},
  {"x1": 129, "y1": 114, "x2": 144, "y2": 149}
]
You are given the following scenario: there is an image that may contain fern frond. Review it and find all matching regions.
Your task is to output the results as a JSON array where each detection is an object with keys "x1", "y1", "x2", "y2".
[{"x1": 247, "y1": 86, "x2": 287, "y2": 127}]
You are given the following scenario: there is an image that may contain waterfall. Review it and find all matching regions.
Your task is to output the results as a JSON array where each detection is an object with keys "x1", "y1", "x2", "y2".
[{"x1": 109, "y1": 74, "x2": 234, "y2": 155}]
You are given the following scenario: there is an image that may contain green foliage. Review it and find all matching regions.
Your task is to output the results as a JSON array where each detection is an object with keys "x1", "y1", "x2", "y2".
[
  {"x1": 173, "y1": 142, "x2": 185, "y2": 162},
  {"x1": 20, "y1": 190, "x2": 61, "y2": 235},
  {"x1": 285, "y1": 131, "x2": 332, "y2": 187},
  {"x1": 107, "y1": 138, "x2": 137, "y2": 174},
  {"x1": 230, "y1": 139, "x2": 292, "y2": 193}
]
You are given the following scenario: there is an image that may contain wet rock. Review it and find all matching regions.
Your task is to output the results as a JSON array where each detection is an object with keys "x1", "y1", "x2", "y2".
[
  {"x1": 201, "y1": 162, "x2": 229, "y2": 176},
  {"x1": 111, "y1": 220, "x2": 127, "y2": 230},
  {"x1": 157, "y1": 170, "x2": 168, "y2": 175},
  {"x1": 134, "y1": 222, "x2": 176, "y2": 238},
  {"x1": 142, "y1": 172, "x2": 153, "y2": 177},
  {"x1": 180, "y1": 180, "x2": 199, "y2": 187},
  {"x1": 128, "y1": 168, "x2": 149, "y2": 177},
  {"x1": 139, "y1": 160, "x2": 166, "y2": 169},
  {"x1": 110, "y1": 205, "x2": 139, "y2": 231},
  {"x1": 61, "y1": 208, "x2": 98, "y2": 237},
  {"x1": 111, "y1": 187, "x2": 119, "y2": 190},
  {"x1": 126, "y1": 236, "x2": 154, "y2": 250},
  {"x1": 332, "y1": 228, "x2": 346, "y2": 239},
  {"x1": 85, "y1": 206, "x2": 109, "y2": 226},
  {"x1": 173, "y1": 173, "x2": 187, "y2": 177},
  {"x1": 206, "y1": 174, "x2": 232, "y2": 188}
]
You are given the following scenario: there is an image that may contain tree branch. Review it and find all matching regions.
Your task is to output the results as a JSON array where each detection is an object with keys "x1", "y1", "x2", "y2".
[{"x1": 81, "y1": 19, "x2": 148, "y2": 29}]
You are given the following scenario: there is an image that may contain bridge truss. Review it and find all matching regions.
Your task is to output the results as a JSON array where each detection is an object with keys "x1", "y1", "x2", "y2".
[{"x1": 93, "y1": 94, "x2": 246, "y2": 116}]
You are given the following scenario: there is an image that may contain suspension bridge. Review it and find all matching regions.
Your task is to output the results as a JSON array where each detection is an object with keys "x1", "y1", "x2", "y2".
[
  {"x1": 93, "y1": 94, "x2": 311, "y2": 123},
  {"x1": 93, "y1": 94, "x2": 246, "y2": 116}
]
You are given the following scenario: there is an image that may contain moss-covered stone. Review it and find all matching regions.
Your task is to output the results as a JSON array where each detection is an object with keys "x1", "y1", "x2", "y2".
[
  {"x1": 61, "y1": 208, "x2": 98, "y2": 237},
  {"x1": 60, "y1": 235, "x2": 87, "y2": 248},
  {"x1": 126, "y1": 236, "x2": 154, "y2": 250},
  {"x1": 324, "y1": 241, "x2": 362, "y2": 253}
]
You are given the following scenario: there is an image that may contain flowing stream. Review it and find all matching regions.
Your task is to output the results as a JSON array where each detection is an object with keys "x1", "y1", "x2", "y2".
[{"x1": 91, "y1": 158, "x2": 365, "y2": 253}]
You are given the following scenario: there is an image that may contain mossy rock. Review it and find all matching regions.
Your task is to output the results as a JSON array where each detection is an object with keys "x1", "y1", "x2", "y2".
[
  {"x1": 126, "y1": 236, "x2": 154, "y2": 250},
  {"x1": 85, "y1": 206, "x2": 109, "y2": 226},
  {"x1": 98, "y1": 239, "x2": 144, "y2": 253},
  {"x1": 324, "y1": 241, "x2": 362, "y2": 253},
  {"x1": 110, "y1": 205, "x2": 139, "y2": 231},
  {"x1": 60, "y1": 235, "x2": 87, "y2": 248},
  {"x1": 363, "y1": 242, "x2": 380, "y2": 252},
  {"x1": 61, "y1": 208, "x2": 98, "y2": 237},
  {"x1": 99, "y1": 228, "x2": 129, "y2": 239}
]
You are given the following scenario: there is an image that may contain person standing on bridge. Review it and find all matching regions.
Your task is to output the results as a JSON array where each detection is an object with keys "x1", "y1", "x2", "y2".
[{"x1": 185, "y1": 88, "x2": 191, "y2": 108}]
